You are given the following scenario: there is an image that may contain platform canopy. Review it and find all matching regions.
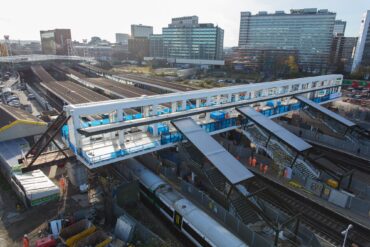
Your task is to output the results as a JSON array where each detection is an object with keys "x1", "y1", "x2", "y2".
[
  {"x1": 237, "y1": 106, "x2": 312, "y2": 153},
  {"x1": 172, "y1": 117, "x2": 254, "y2": 185},
  {"x1": 295, "y1": 95, "x2": 356, "y2": 128}
]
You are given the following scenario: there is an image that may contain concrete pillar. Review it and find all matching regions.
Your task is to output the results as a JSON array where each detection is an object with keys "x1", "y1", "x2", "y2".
[
  {"x1": 118, "y1": 130, "x2": 125, "y2": 146},
  {"x1": 152, "y1": 104, "x2": 158, "y2": 116},
  {"x1": 171, "y1": 102, "x2": 177, "y2": 113},
  {"x1": 181, "y1": 100, "x2": 186, "y2": 111},
  {"x1": 235, "y1": 93, "x2": 239, "y2": 102},
  {"x1": 250, "y1": 91, "x2": 255, "y2": 99},
  {"x1": 206, "y1": 96, "x2": 211, "y2": 106},
  {"x1": 71, "y1": 111, "x2": 82, "y2": 150},
  {"x1": 206, "y1": 112, "x2": 210, "y2": 122},
  {"x1": 150, "y1": 105, "x2": 159, "y2": 137},
  {"x1": 152, "y1": 124, "x2": 158, "y2": 137},
  {"x1": 143, "y1": 106, "x2": 150, "y2": 117},
  {"x1": 227, "y1": 93, "x2": 232, "y2": 103},
  {"x1": 117, "y1": 109, "x2": 125, "y2": 147},
  {"x1": 216, "y1": 95, "x2": 221, "y2": 105},
  {"x1": 196, "y1": 99, "x2": 201, "y2": 108}
]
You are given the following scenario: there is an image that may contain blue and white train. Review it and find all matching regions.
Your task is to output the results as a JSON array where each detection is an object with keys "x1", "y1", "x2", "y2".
[{"x1": 124, "y1": 159, "x2": 247, "y2": 247}]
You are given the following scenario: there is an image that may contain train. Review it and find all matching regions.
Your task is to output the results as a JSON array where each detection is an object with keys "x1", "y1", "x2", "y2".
[{"x1": 124, "y1": 159, "x2": 247, "y2": 247}]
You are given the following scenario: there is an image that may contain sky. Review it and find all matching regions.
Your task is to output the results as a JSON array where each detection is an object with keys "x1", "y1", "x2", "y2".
[{"x1": 1, "y1": 0, "x2": 369, "y2": 47}]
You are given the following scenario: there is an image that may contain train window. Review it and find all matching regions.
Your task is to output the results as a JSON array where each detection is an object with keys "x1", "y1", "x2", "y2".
[
  {"x1": 182, "y1": 221, "x2": 212, "y2": 247},
  {"x1": 139, "y1": 183, "x2": 153, "y2": 197},
  {"x1": 157, "y1": 199, "x2": 173, "y2": 218}
]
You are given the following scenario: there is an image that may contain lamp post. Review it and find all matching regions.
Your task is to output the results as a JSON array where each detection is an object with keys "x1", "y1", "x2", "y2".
[{"x1": 341, "y1": 224, "x2": 353, "y2": 247}]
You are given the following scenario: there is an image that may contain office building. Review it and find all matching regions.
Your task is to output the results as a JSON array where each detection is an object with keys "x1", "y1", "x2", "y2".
[
  {"x1": 131, "y1": 24, "x2": 153, "y2": 38},
  {"x1": 333, "y1": 20, "x2": 346, "y2": 36},
  {"x1": 40, "y1": 29, "x2": 71, "y2": 55},
  {"x1": 149, "y1": 34, "x2": 167, "y2": 58},
  {"x1": 160, "y1": 16, "x2": 224, "y2": 65},
  {"x1": 238, "y1": 9, "x2": 336, "y2": 73},
  {"x1": 229, "y1": 47, "x2": 298, "y2": 74},
  {"x1": 342, "y1": 37, "x2": 357, "y2": 72},
  {"x1": 128, "y1": 37, "x2": 150, "y2": 60},
  {"x1": 352, "y1": 10, "x2": 370, "y2": 72},
  {"x1": 115, "y1": 33, "x2": 129, "y2": 45}
]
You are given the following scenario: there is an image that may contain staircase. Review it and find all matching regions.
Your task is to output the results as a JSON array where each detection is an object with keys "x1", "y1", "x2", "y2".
[
  {"x1": 242, "y1": 125, "x2": 320, "y2": 179},
  {"x1": 204, "y1": 167, "x2": 227, "y2": 192},
  {"x1": 229, "y1": 194, "x2": 260, "y2": 224}
]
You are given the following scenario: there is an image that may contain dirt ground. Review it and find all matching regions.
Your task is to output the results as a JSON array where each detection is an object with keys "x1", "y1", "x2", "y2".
[{"x1": 0, "y1": 171, "x2": 85, "y2": 247}]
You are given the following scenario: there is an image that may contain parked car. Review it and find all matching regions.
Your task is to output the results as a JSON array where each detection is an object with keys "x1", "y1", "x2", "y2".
[
  {"x1": 6, "y1": 95, "x2": 19, "y2": 103},
  {"x1": 27, "y1": 93, "x2": 35, "y2": 100},
  {"x1": 8, "y1": 100, "x2": 20, "y2": 107}
]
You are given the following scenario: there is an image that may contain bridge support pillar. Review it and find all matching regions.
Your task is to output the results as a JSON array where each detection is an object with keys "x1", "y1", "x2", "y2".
[
  {"x1": 117, "y1": 109, "x2": 125, "y2": 147},
  {"x1": 216, "y1": 95, "x2": 221, "y2": 105},
  {"x1": 171, "y1": 102, "x2": 177, "y2": 113},
  {"x1": 181, "y1": 100, "x2": 186, "y2": 111},
  {"x1": 143, "y1": 106, "x2": 150, "y2": 117}
]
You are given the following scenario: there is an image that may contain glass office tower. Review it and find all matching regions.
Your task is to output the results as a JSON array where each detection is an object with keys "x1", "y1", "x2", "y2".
[
  {"x1": 239, "y1": 9, "x2": 336, "y2": 73},
  {"x1": 161, "y1": 16, "x2": 224, "y2": 64},
  {"x1": 352, "y1": 10, "x2": 370, "y2": 73}
]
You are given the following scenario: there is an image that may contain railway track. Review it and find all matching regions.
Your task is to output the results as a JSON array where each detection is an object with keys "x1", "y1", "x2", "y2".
[
  {"x1": 246, "y1": 178, "x2": 370, "y2": 246},
  {"x1": 88, "y1": 78, "x2": 156, "y2": 97},
  {"x1": 119, "y1": 73, "x2": 196, "y2": 91},
  {"x1": 316, "y1": 146, "x2": 370, "y2": 174}
]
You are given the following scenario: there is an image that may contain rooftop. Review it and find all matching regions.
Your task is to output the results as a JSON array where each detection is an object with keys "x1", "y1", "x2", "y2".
[{"x1": 0, "y1": 103, "x2": 45, "y2": 130}]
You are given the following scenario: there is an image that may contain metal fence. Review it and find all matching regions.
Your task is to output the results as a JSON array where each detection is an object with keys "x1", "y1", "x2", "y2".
[
  {"x1": 113, "y1": 202, "x2": 165, "y2": 245},
  {"x1": 180, "y1": 181, "x2": 274, "y2": 247},
  {"x1": 281, "y1": 124, "x2": 370, "y2": 158}
]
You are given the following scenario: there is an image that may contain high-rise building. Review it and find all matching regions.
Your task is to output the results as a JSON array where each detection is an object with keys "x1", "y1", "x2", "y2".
[
  {"x1": 131, "y1": 24, "x2": 153, "y2": 38},
  {"x1": 333, "y1": 20, "x2": 346, "y2": 36},
  {"x1": 238, "y1": 9, "x2": 336, "y2": 73},
  {"x1": 160, "y1": 16, "x2": 224, "y2": 65},
  {"x1": 128, "y1": 37, "x2": 150, "y2": 61},
  {"x1": 342, "y1": 37, "x2": 358, "y2": 72},
  {"x1": 352, "y1": 10, "x2": 370, "y2": 73},
  {"x1": 40, "y1": 29, "x2": 71, "y2": 55},
  {"x1": 329, "y1": 35, "x2": 357, "y2": 73},
  {"x1": 149, "y1": 34, "x2": 167, "y2": 58},
  {"x1": 115, "y1": 33, "x2": 129, "y2": 45}
]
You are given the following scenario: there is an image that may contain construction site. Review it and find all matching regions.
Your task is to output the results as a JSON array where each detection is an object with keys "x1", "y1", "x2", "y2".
[{"x1": 0, "y1": 55, "x2": 370, "y2": 247}]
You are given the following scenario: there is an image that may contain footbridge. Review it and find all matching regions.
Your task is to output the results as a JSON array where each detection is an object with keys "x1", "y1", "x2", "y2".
[{"x1": 62, "y1": 74, "x2": 346, "y2": 169}]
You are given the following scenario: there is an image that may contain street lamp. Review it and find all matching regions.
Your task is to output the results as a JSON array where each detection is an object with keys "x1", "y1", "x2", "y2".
[{"x1": 341, "y1": 224, "x2": 353, "y2": 247}]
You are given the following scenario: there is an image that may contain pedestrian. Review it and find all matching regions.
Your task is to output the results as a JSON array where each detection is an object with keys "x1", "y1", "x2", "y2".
[
  {"x1": 251, "y1": 157, "x2": 257, "y2": 167},
  {"x1": 59, "y1": 176, "x2": 66, "y2": 196},
  {"x1": 259, "y1": 163, "x2": 264, "y2": 172},
  {"x1": 23, "y1": 234, "x2": 29, "y2": 247}
]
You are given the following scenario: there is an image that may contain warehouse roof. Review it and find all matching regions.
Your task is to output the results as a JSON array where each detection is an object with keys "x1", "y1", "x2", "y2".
[
  {"x1": 0, "y1": 104, "x2": 45, "y2": 130},
  {"x1": 0, "y1": 104, "x2": 47, "y2": 141}
]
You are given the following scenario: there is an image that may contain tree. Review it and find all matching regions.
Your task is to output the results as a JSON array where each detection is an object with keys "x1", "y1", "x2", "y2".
[{"x1": 286, "y1": 55, "x2": 299, "y2": 75}]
